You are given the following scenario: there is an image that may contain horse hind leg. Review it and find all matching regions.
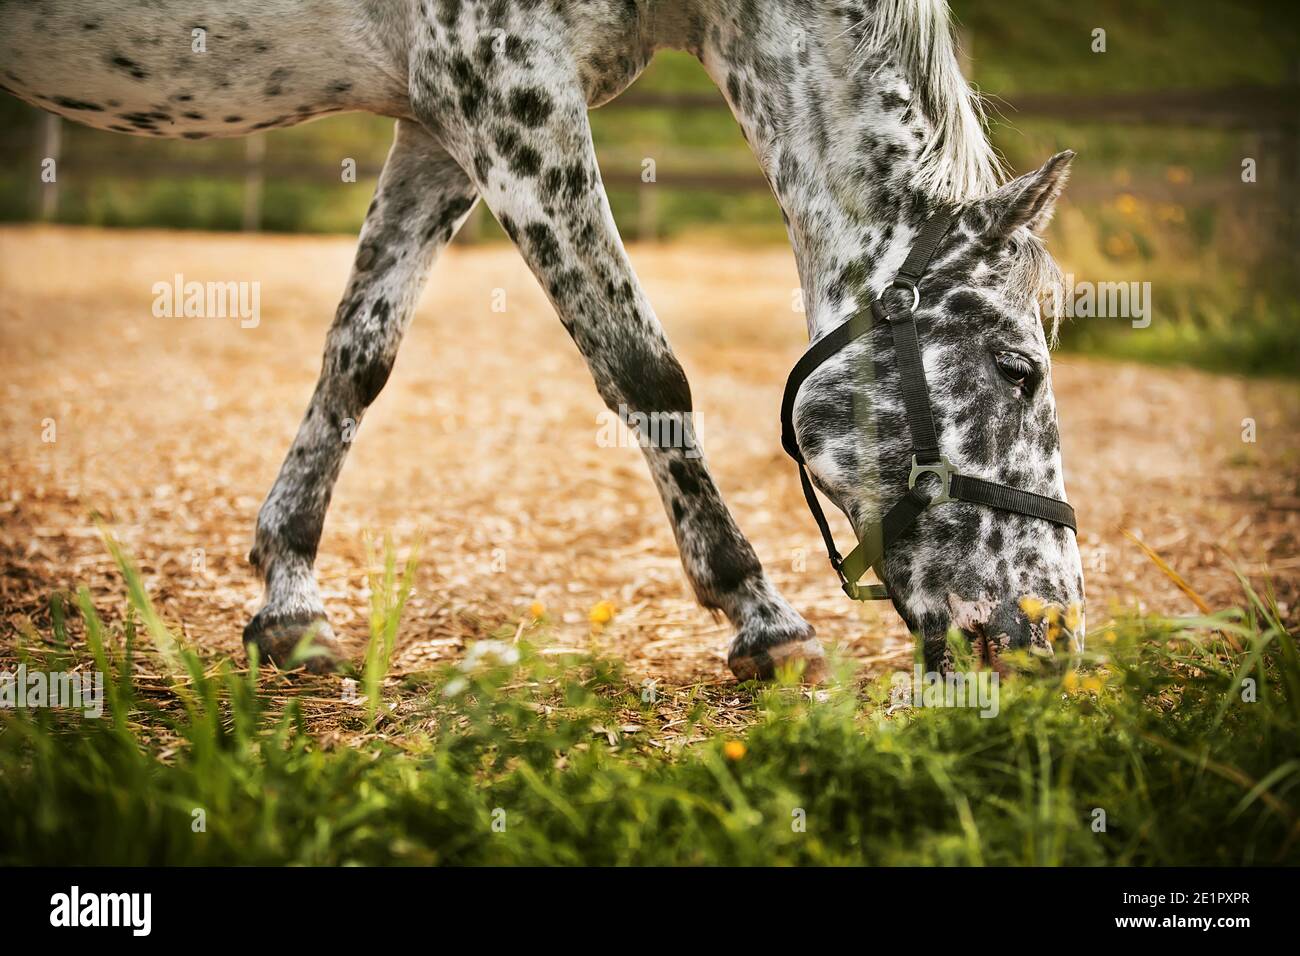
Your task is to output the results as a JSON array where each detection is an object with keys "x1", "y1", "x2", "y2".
[{"x1": 245, "y1": 120, "x2": 477, "y2": 672}]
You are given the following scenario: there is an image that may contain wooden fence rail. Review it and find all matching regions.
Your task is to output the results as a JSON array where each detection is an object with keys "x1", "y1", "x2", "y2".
[
  {"x1": 617, "y1": 85, "x2": 1300, "y2": 126},
  {"x1": 12, "y1": 84, "x2": 1298, "y2": 241}
]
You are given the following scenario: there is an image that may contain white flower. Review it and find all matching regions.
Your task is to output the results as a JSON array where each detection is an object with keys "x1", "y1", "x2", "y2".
[{"x1": 459, "y1": 640, "x2": 520, "y2": 673}]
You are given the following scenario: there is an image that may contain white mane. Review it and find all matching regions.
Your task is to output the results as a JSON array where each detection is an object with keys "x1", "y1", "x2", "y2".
[
  {"x1": 855, "y1": 0, "x2": 1006, "y2": 203},
  {"x1": 1008, "y1": 231, "x2": 1067, "y2": 346}
]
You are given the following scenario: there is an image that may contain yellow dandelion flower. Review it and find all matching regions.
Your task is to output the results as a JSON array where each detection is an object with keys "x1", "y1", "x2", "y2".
[
  {"x1": 1083, "y1": 675, "x2": 1105, "y2": 695},
  {"x1": 1062, "y1": 670, "x2": 1080, "y2": 694},
  {"x1": 1114, "y1": 193, "x2": 1139, "y2": 217},
  {"x1": 1104, "y1": 235, "x2": 1125, "y2": 257},
  {"x1": 1019, "y1": 595, "x2": 1047, "y2": 623},
  {"x1": 1043, "y1": 603, "x2": 1063, "y2": 645},
  {"x1": 528, "y1": 601, "x2": 546, "y2": 620},
  {"x1": 1156, "y1": 203, "x2": 1185, "y2": 224},
  {"x1": 724, "y1": 740, "x2": 746, "y2": 761},
  {"x1": 588, "y1": 599, "x2": 616, "y2": 625}
]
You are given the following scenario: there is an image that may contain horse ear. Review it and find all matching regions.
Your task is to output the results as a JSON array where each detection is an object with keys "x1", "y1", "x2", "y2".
[{"x1": 981, "y1": 150, "x2": 1074, "y2": 236}]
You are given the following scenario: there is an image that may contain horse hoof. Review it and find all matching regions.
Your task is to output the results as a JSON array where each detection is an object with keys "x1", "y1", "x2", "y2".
[
  {"x1": 728, "y1": 637, "x2": 828, "y2": 684},
  {"x1": 242, "y1": 610, "x2": 342, "y2": 674}
]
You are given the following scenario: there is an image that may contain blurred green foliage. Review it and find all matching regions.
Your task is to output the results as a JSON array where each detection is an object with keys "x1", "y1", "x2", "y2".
[
  {"x1": 0, "y1": 0, "x2": 1297, "y2": 375},
  {"x1": 956, "y1": 0, "x2": 1299, "y2": 93}
]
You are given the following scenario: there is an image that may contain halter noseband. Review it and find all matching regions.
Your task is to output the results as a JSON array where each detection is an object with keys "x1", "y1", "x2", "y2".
[{"x1": 779, "y1": 208, "x2": 1078, "y2": 602}]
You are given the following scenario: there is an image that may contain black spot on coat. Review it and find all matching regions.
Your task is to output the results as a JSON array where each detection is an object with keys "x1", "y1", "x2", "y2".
[{"x1": 508, "y1": 87, "x2": 553, "y2": 126}]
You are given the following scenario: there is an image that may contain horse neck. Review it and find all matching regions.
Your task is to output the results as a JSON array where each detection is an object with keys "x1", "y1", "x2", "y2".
[{"x1": 659, "y1": 0, "x2": 970, "y2": 338}]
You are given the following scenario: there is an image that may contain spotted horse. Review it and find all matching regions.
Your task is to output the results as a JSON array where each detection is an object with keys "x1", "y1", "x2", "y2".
[{"x1": 0, "y1": 0, "x2": 1085, "y2": 680}]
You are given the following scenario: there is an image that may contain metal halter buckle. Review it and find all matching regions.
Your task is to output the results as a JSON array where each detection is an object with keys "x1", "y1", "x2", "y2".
[
  {"x1": 908, "y1": 454, "x2": 955, "y2": 506},
  {"x1": 877, "y1": 277, "x2": 921, "y2": 313},
  {"x1": 842, "y1": 579, "x2": 890, "y2": 601}
]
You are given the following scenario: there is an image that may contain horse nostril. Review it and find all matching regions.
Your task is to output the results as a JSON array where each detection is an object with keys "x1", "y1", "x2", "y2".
[{"x1": 947, "y1": 592, "x2": 996, "y2": 631}]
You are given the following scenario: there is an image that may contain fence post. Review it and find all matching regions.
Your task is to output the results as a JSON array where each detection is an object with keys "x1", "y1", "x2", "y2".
[
  {"x1": 242, "y1": 134, "x2": 266, "y2": 232},
  {"x1": 37, "y1": 114, "x2": 61, "y2": 221}
]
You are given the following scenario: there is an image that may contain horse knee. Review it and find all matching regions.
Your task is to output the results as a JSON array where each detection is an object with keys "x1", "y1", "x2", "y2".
[
  {"x1": 338, "y1": 346, "x2": 394, "y2": 408},
  {"x1": 328, "y1": 298, "x2": 398, "y2": 409},
  {"x1": 603, "y1": 345, "x2": 692, "y2": 415}
]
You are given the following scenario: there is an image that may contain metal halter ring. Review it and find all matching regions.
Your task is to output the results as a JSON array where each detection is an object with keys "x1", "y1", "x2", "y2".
[
  {"x1": 908, "y1": 454, "x2": 955, "y2": 506},
  {"x1": 877, "y1": 277, "x2": 920, "y2": 313}
]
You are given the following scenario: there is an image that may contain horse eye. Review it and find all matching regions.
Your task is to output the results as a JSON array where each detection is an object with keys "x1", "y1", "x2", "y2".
[{"x1": 994, "y1": 351, "x2": 1034, "y2": 388}]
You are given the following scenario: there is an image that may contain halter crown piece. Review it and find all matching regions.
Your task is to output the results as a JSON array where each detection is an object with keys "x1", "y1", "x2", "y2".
[{"x1": 779, "y1": 208, "x2": 1078, "y2": 601}]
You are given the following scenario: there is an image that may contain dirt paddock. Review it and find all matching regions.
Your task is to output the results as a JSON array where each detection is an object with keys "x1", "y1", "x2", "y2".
[{"x1": 1, "y1": 226, "x2": 1297, "y2": 684}]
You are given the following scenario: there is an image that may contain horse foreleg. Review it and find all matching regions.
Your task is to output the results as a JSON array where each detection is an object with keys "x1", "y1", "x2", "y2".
[
  {"x1": 245, "y1": 120, "x2": 477, "y2": 671},
  {"x1": 413, "y1": 43, "x2": 824, "y2": 681}
]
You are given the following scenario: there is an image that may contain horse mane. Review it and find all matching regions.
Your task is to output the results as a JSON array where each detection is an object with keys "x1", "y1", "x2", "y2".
[
  {"x1": 1007, "y1": 231, "x2": 1067, "y2": 346},
  {"x1": 854, "y1": 0, "x2": 1006, "y2": 203},
  {"x1": 855, "y1": 2, "x2": 1064, "y2": 342}
]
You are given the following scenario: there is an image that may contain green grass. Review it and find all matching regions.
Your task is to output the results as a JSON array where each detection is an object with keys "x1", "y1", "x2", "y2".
[
  {"x1": 1061, "y1": 300, "x2": 1300, "y2": 380},
  {"x1": 1, "y1": 537, "x2": 1296, "y2": 866}
]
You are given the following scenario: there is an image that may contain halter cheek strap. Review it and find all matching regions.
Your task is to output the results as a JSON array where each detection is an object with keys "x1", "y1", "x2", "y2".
[{"x1": 779, "y1": 208, "x2": 1078, "y2": 601}]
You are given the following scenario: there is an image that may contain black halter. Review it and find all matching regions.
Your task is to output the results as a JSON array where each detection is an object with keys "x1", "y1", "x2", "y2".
[{"x1": 780, "y1": 209, "x2": 1078, "y2": 601}]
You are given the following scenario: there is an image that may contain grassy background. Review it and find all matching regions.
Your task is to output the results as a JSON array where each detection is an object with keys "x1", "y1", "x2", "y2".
[{"x1": 1, "y1": 538, "x2": 1296, "y2": 866}]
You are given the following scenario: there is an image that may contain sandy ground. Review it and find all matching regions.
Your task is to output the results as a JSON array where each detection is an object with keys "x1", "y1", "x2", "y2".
[{"x1": 1, "y1": 226, "x2": 1297, "y2": 684}]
